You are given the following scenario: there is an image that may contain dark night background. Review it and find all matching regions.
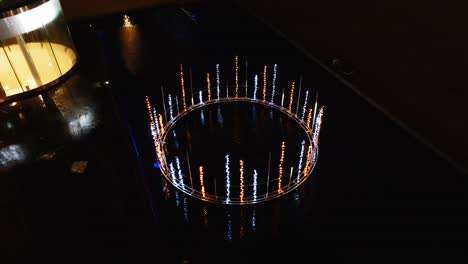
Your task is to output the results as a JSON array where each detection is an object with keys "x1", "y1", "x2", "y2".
[{"x1": 1, "y1": 0, "x2": 467, "y2": 263}]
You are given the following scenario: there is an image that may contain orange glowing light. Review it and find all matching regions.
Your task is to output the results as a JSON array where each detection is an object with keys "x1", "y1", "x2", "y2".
[
  {"x1": 199, "y1": 165, "x2": 206, "y2": 198},
  {"x1": 235, "y1": 56, "x2": 239, "y2": 98},
  {"x1": 263, "y1": 65, "x2": 267, "y2": 101},
  {"x1": 207, "y1": 73, "x2": 211, "y2": 101},
  {"x1": 239, "y1": 159, "x2": 244, "y2": 202},
  {"x1": 146, "y1": 96, "x2": 164, "y2": 167},
  {"x1": 145, "y1": 96, "x2": 154, "y2": 124},
  {"x1": 278, "y1": 141, "x2": 285, "y2": 194},
  {"x1": 158, "y1": 114, "x2": 164, "y2": 134},
  {"x1": 180, "y1": 64, "x2": 187, "y2": 110},
  {"x1": 288, "y1": 82, "x2": 295, "y2": 112},
  {"x1": 306, "y1": 108, "x2": 313, "y2": 130},
  {"x1": 0, "y1": 42, "x2": 76, "y2": 97},
  {"x1": 304, "y1": 145, "x2": 312, "y2": 175}
]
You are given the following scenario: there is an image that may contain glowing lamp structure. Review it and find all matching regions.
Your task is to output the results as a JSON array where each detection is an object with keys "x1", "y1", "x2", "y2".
[{"x1": 0, "y1": 0, "x2": 77, "y2": 103}]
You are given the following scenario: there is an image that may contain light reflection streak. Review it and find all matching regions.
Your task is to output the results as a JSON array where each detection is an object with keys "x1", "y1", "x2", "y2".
[
  {"x1": 0, "y1": 144, "x2": 26, "y2": 168},
  {"x1": 225, "y1": 154, "x2": 231, "y2": 203},
  {"x1": 251, "y1": 207, "x2": 257, "y2": 231},
  {"x1": 217, "y1": 105, "x2": 224, "y2": 126},
  {"x1": 201, "y1": 109, "x2": 205, "y2": 125},
  {"x1": 227, "y1": 212, "x2": 233, "y2": 242},
  {"x1": 183, "y1": 196, "x2": 189, "y2": 223},
  {"x1": 202, "y1": 206, "x2": 209, "y2": 228},
  {"x1": 175, "y1": 188, "x2": 180, "y2": 207},
  {"x1": 240, "y1": 208, "x2": 246, "y2": 239},
  {"x1": 199, "y1": 90, "x2": 203, "y2": 104},
  {"x1": 278, "y1": 141, "x2": 285, "y2": 194},
  {"x1": 162, "y1": 178, "x2": 170, "y2": 200}
]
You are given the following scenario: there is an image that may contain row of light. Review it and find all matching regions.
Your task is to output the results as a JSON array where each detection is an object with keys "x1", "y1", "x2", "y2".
[{"x1": 163, "y1": 61, "x2": 320, "y2": 133}]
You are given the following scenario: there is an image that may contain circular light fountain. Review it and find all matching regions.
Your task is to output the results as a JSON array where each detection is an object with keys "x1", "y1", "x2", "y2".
[
  {"x1": 0, "y1": 0, "x2": 77, "y2": 103},
  {"x1": 147, "y1": 58, "x2": 324, "y2": 205}
]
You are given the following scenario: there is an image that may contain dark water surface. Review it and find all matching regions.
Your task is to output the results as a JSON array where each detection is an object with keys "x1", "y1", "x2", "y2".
[
  {"x1": 1, "y1": 1, "x2": 466, "y2": 263},
  {"x1": 163, "y1": 101, "x2": 310, "y2": 200},
  {"x1": 115, "y1": 2, "x2": 466, "y2": 262}
]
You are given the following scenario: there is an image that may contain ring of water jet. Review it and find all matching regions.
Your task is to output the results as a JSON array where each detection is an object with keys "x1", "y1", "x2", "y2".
[{"x1": 152, "y1": 87, "x2": 321, "y2": 205}]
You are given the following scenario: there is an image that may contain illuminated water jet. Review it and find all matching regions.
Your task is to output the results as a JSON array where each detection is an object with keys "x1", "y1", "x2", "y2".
[
  {"x1": 235, "y1": 56, "x2": 239, "y2": 97},
  {"x1": 288, "y1": 82, "x2": 295, "y2": 113},
  {"x1": 301, "y1": 90, "x2": 309, "y2": 121},
  {"x1": 271, "y1": 64, "x2": 277, "y2": 103},
  {"x1": 253, "y1": 75, "x2": 258, "y2": 100},
  {"x1": 262, "y1": 65, "x2": 267, "y2": 101},
  {"x1": 148, "y1": 57, "x2": 323, "y2": 205},
  {"x1": 199, "y1": 166, "x2": 206, "y2": 198},
  {"x1": 240, "y1": 159, "x2": 245, "y2": 202},
  {"x1": 180, "y1": 65, "x2": 187, "y2": 110},
  {"x1": 207, "y1": 73, "x2": 211, "y2": 101}
]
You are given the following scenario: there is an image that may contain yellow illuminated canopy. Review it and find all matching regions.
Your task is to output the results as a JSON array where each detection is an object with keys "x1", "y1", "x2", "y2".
[{"x1": 0, "y1": 0, "x2": 77, "y2": 101}]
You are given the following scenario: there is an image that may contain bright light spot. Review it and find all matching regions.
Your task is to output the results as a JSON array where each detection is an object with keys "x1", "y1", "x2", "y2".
[
  {"x1": 153, "y1": 162, "x2": 160, "y2": 169},
  {"x1": 0, "y1": 0, "x2": 60, "y2": 39},
  {"x1": 0, "y1": 144, "x2": 26, "y2": 168},
  {"x1": 122, "y1": 14, "x2": 134, "y2": 27},
  {"x1": 68, "y1": 111, "x2": 94, "y2": 137}
]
